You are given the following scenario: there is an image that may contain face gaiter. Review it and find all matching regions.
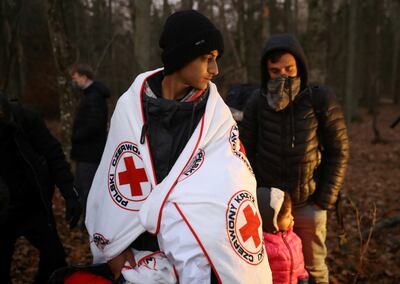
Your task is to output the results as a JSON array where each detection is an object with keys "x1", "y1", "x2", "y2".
[{"x1": 265, "y1": 75, "x2": 301, "y2": 111}]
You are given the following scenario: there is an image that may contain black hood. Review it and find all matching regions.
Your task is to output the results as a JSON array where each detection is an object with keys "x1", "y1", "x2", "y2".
[
  {"x1": 84, "y1": 81, "x2": 111, "y2": 98},
  {"x1": 260, "y1": 33, "x2": 308, "y2": 92}
]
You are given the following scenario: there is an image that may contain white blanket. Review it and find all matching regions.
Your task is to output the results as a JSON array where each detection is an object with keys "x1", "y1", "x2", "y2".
[{"x1": 86, "y1": 69, "x2": 272, "y2": 283}]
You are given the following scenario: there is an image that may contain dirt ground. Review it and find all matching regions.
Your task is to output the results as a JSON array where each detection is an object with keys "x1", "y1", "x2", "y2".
[{"x1": 10, "y1": 104, "x2": 400, "y2": 283}]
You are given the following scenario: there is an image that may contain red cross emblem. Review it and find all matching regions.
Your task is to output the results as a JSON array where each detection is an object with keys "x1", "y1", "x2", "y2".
[
  {"x1": 239, "y1": 205, "x2": 261, "y2": 247},
  {"x1": 118, "y1": 156, "x2": 148, "y2": 197}
]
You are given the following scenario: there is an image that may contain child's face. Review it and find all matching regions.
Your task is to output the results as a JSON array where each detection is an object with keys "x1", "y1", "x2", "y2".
[{"x1": 277, "y1": 207, "x2": 294, "y2": 231}]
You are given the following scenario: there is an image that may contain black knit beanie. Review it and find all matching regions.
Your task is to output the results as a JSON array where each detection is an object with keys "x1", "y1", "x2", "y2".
[{"x1": 159, "y1": 10, "x2": 224, "y2": 75}]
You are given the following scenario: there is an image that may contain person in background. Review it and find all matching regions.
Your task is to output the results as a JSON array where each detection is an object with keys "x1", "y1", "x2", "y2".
[
  {"x1": 70, "y1": 64, "x2": 110, "y2": 225},
  {"x1": 240, "y1": 33, "x2": 349, "y2": 283},
  {"x1": 0, "y1": 92, "x2": 81, "y2": 283}
]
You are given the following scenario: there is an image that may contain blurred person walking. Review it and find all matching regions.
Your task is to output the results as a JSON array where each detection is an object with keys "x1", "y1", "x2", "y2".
[{"x1": 70, "y1": 64, "x2": 110, "y2": 226}]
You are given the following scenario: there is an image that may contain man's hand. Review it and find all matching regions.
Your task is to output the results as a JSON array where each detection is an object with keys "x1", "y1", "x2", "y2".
[
  {"x1": 108, "y1": 248, "x2": 136, "y2": 279},
  {"x1": 65, "y1": 196, "x2": 82, "y2": 229}
]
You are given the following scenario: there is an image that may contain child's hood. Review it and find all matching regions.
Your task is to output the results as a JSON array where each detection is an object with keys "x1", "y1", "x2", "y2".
[{"x1": 256, "y1": 187, "x2": 285, "y2": 233}]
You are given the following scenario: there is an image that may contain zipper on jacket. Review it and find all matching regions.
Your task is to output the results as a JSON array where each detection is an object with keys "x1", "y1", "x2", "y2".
[
  {"x1": 282, "y1": 232, "x2": 294, "y2": 283},
  {"x1": 14, "y1": 137, "x2": 53, "y2": 227}
]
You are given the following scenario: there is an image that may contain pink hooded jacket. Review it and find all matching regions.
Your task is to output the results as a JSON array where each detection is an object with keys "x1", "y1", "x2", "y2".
[{"x1": 264, "y1": 229, "x2": 308, "y2": 284}]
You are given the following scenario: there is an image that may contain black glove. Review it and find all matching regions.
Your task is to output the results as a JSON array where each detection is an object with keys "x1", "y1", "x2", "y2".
[{"x1": 65, "y1": 187, "x2": 82, "y2": 229}]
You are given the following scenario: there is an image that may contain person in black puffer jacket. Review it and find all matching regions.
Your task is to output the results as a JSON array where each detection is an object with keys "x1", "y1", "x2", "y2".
[
  {"x1": 240, "y1": 34, "x2": 349, "y2": 283},
  {"x1": 0, "y1": 92, "x2": 81, "y2": 284},
  {"x1": 70, "y1": 64, "x2": 110, "y2": 224}
]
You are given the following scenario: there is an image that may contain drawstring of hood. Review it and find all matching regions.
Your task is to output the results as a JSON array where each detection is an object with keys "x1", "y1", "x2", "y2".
[{"x1": 288, "y1": 78, "x2": 295, "y2": 148}]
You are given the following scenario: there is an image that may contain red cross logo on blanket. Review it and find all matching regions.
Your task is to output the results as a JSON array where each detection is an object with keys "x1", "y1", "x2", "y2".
[
  {"x1": 226, "y1": 190, "x2": 265, "y2": 265},
  {"x1": 108, "y1": 141, "x2": 152, "y2": 211},
  {"x1": 239, "y1": 205, "x2": 261, "y2": 247},
  {"x1": 118, "y1": 156, "x2": 148, "y2": 197}
]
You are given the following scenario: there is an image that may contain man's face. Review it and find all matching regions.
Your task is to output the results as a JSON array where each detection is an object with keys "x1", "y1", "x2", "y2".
[
  {"x1": 267, "y1": 53, "x2": 298, "y2": 80},
  {"x1": 176, "y1": 50, "x2": 219, "y2": 90},
  {"x1": 71, "y1": 72, "x2": 88, "y2": 89}
]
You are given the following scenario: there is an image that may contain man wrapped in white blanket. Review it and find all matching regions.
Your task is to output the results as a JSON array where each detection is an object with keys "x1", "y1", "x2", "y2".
[{"x1": 86, "y1": 10, "x2": 272, "y2": 284}]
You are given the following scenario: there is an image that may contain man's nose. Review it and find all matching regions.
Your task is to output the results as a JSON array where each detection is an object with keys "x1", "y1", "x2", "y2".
[
  {"x1": 279, "y1": 70, "x2": 289, "y2": 77},
  {"x1": 208, "y1": 60, "x2": 219, "y2": 76}
]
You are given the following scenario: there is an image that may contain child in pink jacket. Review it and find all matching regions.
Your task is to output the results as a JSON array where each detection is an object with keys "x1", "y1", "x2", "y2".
[{"x1": 257, "y1": 187, "x2": 308, "y2": 284}]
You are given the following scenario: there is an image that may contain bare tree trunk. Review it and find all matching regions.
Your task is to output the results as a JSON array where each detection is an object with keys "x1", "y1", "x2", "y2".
[
  {"x1": 218, "y1": 2, "x2": 242, "y2": 80},
  {"x1": 390, "y1": 1, "x2": 400, "y2": 104},
  {"x1": 163, "y1": 0, "x2": 171, "y2": 21},
  {"x1": 237, "y1": 0, "x2": 248, "y2": 82},
  {"x1": 261, "y1": 0, "x2": 271, "y2": 39},
  {"x1": 198, "y1": 0, "x2": 209, "y2": 15},
  {"x1": 0, "y1": 0, "x2": 23, "y2": 93},
  {"x1": 325, "y1": 0, "x2": 334, "y2": 86},
  {"x1": 108, "y1": 0, "x2": 116, "y2": 97},
  {"x1": 268, "y1": 0, "x2": 279, "y2": 33},
  {"x1": 181, "y1": 0, "x2": 194, "y2": 10},
  {"x1": 306, "y1": 0, "x2": 329, "y2": 83},
  {"x1": 344, "y1": 0, "x2": 357, "y2": 130},
  {"x1": 46, "y1": 0, "x2": 77, "y2": 154},
  {"x1": 132, "y1": 0, "x2": 151, "y2": 72},
  {"x1": 371, "y1": 0, "x2": 383, "y2": 143},
  {"x1": 293, "y1": 0, "x2": 298, "y2": 35},
  {"x1": 284, "y1": 0, "x2": 294, "y2": 33}
]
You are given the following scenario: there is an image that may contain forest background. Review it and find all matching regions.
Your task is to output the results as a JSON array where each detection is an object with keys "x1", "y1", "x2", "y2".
[{"x1": 1, "y1": 0, "x2": 400, "y2": 283}]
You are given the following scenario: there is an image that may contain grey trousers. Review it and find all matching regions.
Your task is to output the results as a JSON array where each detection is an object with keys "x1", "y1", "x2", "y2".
[
  {"x1": 74, "y1": 161, "x2": 98, "y2": 222},
  {"x1": 293, "y1": 203, "x2": 329, "y2": 284}
]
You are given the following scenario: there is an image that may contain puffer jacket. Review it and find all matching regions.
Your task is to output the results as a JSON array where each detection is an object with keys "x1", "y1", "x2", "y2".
[
  {"x1": 264, "y1": 229, "x2": 308, "y2": 284},
  {"x1": 240, "y1": 34, "x2": 349, "y2": 209}
]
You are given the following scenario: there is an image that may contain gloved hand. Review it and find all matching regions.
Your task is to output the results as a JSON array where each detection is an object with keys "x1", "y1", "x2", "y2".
[{"x1": 65, "y1": 187, "x2": 82, "y2": 229}]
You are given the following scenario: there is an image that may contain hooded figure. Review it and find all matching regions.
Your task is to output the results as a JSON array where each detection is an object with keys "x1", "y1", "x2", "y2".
[{"x1": 240, "y1": 34, "x2": 349, "y2": 283}]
